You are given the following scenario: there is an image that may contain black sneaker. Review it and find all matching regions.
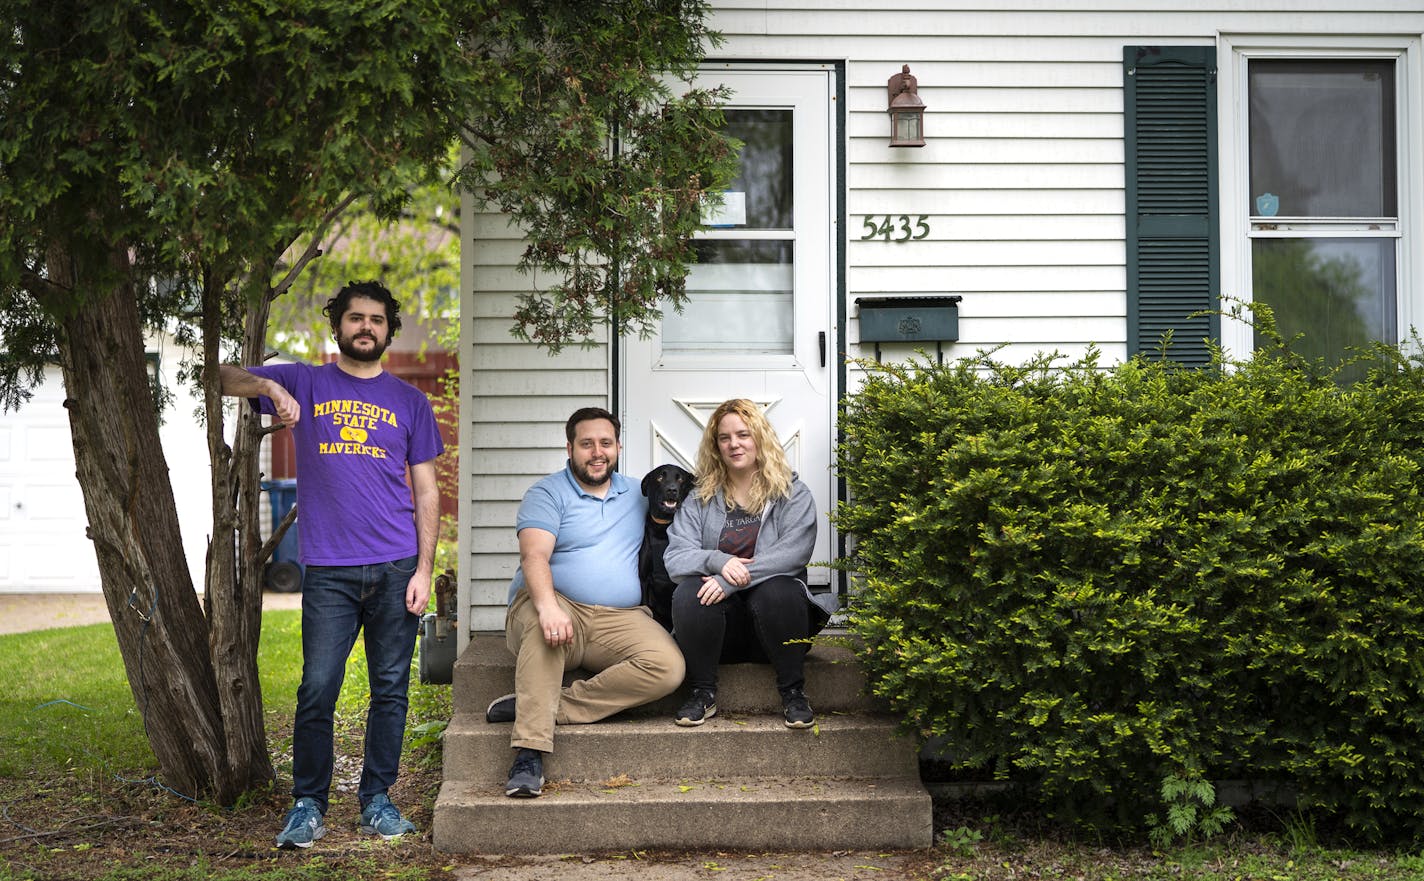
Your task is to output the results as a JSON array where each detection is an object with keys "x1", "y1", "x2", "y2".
[
  {"x1": 674, "y1": 688, "x2": 717, "y2": 727},
  {"x1": 505, "y1": 748, "x2": 544, "y2": 798},
  {"x1": 781, "y1": 686, "x2": 814, "y2": 729},
  {"x1": 486, "y1": 693, "x2": 516, "y2": 723}
]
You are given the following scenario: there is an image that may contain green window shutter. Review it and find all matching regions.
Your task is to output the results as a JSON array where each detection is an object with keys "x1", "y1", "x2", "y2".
[{"x1": 1124, "y1": 46, "x2": 1219, "y2": 366}]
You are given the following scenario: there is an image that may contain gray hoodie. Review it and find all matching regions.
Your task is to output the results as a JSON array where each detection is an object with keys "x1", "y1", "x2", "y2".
[{"x1": 663, "y1": 477, "x2": 818, "y2": 596}]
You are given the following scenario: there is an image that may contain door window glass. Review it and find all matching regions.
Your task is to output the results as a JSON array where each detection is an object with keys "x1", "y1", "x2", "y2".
[
  {"x1": 663, "y1": 108, "x2": 796, "y2": 357},
  {"x1": 722, "y1": 110, "x2": 793, "y2": 229},
  {"x1": 661, "y1": 241, "x2": 794, "y2": 354}
]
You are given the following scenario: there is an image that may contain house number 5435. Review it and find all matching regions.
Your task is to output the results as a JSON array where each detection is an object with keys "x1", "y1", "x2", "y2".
[{"x1": 860, "y1": 214, "x2": 930, "y2": 242}]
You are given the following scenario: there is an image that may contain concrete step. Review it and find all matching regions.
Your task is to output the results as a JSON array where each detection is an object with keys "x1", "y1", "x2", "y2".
[
  {"x1": 453, "y1": 632, "x2": 884, "y2": 717},
  {"x1": 436, "y1": 631, "x2": 934, "y2": 854},
  {"x1": 433, "y1": 775, "x2": 933, "y2": 853},
  {"x1": 446, "y1": 712, "x2": 919, "y2": 786}
]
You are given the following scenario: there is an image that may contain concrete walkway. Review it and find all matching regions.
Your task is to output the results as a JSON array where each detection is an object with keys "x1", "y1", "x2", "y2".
[
  {"x1": 448, "y1": 851, "x2": 923, "y2": 881},
  {"x1": 0, "y1": 591, "x2": 303, "y2": 635}
]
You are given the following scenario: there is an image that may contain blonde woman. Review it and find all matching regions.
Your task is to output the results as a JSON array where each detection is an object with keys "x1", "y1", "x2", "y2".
[{"x1": 663, "y1": 399, "x2": 829, "y2": 728}]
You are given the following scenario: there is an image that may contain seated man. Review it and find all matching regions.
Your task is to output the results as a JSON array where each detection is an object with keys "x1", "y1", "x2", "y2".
[{"x1": 486, "y1": 407, "x2": 685, "y2": 797}]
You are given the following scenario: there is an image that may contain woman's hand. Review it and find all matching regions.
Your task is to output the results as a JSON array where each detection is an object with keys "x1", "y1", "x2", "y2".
[
  {"x1": 720, "y1": 556, "x2": 753, "y2": 588},
  {"x1": 697, "y1": 576, "x2": 727, "y2": 605}
]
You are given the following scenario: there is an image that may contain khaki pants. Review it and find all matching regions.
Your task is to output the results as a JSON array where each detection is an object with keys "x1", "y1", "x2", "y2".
[{"x1": 506, "y1": 589, "x2": 685, "y2": 753}]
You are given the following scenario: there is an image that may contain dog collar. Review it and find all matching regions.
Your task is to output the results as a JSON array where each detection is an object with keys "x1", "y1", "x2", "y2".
[{"x1": 649, "y1": 514, "x2": 674, "y2": 525}]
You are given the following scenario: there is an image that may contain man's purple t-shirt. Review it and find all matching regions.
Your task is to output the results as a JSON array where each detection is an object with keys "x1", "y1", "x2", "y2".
[{"x1": 246, "y1": 362, "x2": 444, "y2": 566}]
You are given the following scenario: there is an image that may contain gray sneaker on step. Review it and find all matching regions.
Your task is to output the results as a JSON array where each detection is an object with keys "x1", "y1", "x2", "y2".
[{"x1": 505, "y1": 748, "x2": 544, "y2": 798}]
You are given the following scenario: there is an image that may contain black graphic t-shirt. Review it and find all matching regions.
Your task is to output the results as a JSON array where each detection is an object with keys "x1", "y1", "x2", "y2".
[{"x1": 718, "y1": 506, "x2": 762, "y2": 558}]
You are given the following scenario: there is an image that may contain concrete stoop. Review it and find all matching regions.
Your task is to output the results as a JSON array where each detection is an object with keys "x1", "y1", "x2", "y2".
[{"x1": 432, "y1": 633, "x2": 933, "y2": 854}]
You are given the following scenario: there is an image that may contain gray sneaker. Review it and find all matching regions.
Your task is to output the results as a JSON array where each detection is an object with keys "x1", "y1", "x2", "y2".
[
  {"x1": 505, "y1": 748, "x2": 544, "y2": 798},
  {"x1": 358, "y1": 792, "x2": 416, "y2": 839},
  {"x1": 275, "y1": 797, "x2": 326, "y2": 849}
]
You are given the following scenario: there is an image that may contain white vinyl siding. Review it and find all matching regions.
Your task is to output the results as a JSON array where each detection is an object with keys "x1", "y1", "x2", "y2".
[
  {"x1": 457, "y1": 200, "x2": 611, "y2": 631},
  {"x1": 842, "y1": 45, "x2": 1173, "y2": 366}
]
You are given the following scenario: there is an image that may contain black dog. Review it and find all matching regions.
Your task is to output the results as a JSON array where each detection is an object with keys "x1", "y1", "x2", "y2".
[{"x1": 639, "y1": 464, "x2": 694, "y2": 631}]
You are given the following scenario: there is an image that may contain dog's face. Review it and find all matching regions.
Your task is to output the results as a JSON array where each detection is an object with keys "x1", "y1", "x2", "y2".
[{"x1": 641, "y1": 464, "x2": 694, "y2": 524}]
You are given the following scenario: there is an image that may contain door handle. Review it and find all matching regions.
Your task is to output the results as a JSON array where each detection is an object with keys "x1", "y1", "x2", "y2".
[{"x1": 818, "y1": 331, "x2": 826, "y2": 368}]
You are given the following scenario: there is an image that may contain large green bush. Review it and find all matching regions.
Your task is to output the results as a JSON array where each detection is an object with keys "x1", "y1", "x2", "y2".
[{"x1": 836, "y1": 338, "x2": 1424, "y2": 840}]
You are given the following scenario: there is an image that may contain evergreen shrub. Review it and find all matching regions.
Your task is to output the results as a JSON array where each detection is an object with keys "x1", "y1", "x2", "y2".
[{"x1": 836, "y1": 339, "x2": 1424, "y2": 840}]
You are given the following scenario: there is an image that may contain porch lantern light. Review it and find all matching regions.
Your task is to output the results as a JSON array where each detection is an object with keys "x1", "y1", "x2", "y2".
[{"x1": 887, "y1": 64, "x2": 926, "y2": 147}]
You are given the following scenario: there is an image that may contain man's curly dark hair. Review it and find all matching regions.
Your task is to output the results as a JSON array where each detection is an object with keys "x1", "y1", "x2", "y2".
[{"x1": 323, "y1": 281, "x2": 403, "y2": 338}]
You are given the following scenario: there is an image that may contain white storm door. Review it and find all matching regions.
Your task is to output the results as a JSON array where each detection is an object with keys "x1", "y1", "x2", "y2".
[{"x1": 622, "y1": 67, "x2": 836, "y2": 585}]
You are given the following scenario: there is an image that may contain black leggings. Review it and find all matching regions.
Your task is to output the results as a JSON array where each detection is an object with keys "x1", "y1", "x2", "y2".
[{"x1": 671, "y1": 574, "x2": 811, "y2": 693}]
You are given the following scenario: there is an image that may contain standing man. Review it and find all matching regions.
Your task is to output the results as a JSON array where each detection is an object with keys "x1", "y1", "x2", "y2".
[
  {"x1": 485, "y1": 407, "x2": 684, "y2": 797},
  {"x1": 220, "y1": 281, "x2": 444, "y2": 848}
]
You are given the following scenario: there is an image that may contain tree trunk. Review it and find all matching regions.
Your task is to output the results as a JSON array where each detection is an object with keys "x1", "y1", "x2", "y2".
[
  {"x1": 201, "y1": 274, "x2": 276, "y2": 796},
  {"x1": 48, "y1": 251, "x2": 269, "y2": 803}
]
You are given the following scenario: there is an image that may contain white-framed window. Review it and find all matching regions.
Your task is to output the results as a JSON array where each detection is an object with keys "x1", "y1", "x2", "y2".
[{"x1": 1219, "y1": 35, "x2": 1423, "y2": 374}]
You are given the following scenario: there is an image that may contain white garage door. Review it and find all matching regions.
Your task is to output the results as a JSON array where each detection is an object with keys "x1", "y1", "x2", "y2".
[
  {"x1": 0, "y1": 346, "x2": 217, "y2": 595},
  {"x1": 0, "y1": 367, "x2": 103, "y2": 593}
]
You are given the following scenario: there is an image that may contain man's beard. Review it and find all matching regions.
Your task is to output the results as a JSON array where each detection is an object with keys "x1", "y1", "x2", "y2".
[
  {"x1": 571, "y1": 454, "x2": 617, "y2": 488},
  {"x1": 337, "y1": 331, "x2": 389, "y2": 362}
]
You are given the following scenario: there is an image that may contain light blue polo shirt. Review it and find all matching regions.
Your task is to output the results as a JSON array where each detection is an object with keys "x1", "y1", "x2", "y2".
[{"x1": 506, "y1": 464, "x2": 647, "y2": 607}]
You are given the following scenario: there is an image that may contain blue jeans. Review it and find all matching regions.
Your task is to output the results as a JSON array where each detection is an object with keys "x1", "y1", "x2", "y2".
[{"x1": 291, "y1": 556, "x2": 419, "y2": 813}]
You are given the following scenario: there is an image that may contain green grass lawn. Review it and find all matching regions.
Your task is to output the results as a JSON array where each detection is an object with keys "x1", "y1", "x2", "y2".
[
  {"x1": 0, "y1": 620, "x2": 158, "y2": 778},
  {"x1": 0, "y1": 609, "x2": 448, "y2": 784}
]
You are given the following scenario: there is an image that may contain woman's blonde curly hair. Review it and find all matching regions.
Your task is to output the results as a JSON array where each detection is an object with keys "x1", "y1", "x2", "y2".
[{"x1": 693, "y1": 398, "x2": 792, "y2": 514}]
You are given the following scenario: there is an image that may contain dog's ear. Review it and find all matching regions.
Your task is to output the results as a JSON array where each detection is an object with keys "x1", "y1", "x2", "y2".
[{"x1": 641, "y1": 468, "x2": 656, "y2": 497}]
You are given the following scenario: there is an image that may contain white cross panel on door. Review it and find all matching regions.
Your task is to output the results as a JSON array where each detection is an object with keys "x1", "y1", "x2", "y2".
[{"x1": 648, "y1": 397, "x2": 803, "y2": 477}]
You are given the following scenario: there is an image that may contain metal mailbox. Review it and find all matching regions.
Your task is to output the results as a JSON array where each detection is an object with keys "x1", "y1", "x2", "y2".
[{"x1": 856, "y1": 295, "x2": 962, "y2": 343}]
